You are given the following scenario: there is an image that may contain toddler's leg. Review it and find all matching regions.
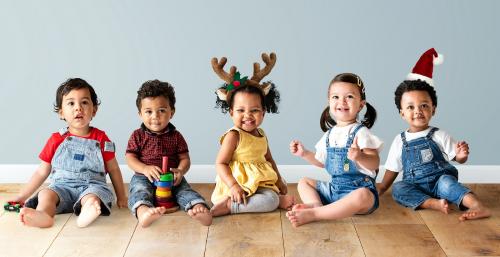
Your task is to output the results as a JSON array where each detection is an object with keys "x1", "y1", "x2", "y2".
[
  {"x1": 77, "y1": 194, "x2": 101, "y2": 228},
  {"x1": 173, "y1": 178, "x2": 212, "y2": 226},
  {"x1": 293, "y1": 177, "x2": 323, "y2": 210},
  {"x1": 230, "y1": 188, "x2": 279, "y2": 214},
  {"x1": 20, "y1": 189, "x2": 58, "y2": 228},
  {"x1": 287, "y1": 187, "x2": 374, "y2": 227},
  {"x1": 392, "y1": 181, "x2": 440, "y2": 211},
  {"x1": 459, "y1": 193, "x2": 491, "y2": 221},
  {"x1": 136, "y1": 205, "x2": 167, "y2": 228},
  {"x1": 434, "y1": 175, "x2": 490, "y2": 220}
]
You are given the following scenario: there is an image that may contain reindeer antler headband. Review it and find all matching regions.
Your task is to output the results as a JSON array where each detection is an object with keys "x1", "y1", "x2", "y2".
[{"x1": 212, "y1": 52, "x2": 277, "y2": 101}]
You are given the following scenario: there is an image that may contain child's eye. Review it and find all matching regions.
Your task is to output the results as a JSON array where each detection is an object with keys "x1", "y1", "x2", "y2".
[
  {"x1": 346, "y1": 95, "x2": 355, "y2": 99},
  {"x1": 67, "y1": 101, "x2": 74, "y2": 106},
  {"x1": 236, "y1": 109, "x2": 244, "y2": 113},
  {"x1": 420, "y1": 104, "x2": 429, "y2": 109},
  {"x1": 159, "y1": 109, "x2": 167, "y2": 113},
  {"x1": 250, "y1": 109, "x2": 262, "y2": 113},
  {"x1": 331, "y1": 96, "x2": 339, "y2": 100},
  {"x1": 145, "y1": 110, "x2": 152, "y2": 115},
  {"x1": 81, "y1": 100, "x2": 90, "y2": 105},
  {"x1": 406, "y1": 106, "x2": 414, "y2": 110}
]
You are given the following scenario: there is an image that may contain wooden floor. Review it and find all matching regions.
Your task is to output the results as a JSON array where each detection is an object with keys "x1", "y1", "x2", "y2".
[{"x1": 0, "y1": 183, "x2": 498, "y2": 257}]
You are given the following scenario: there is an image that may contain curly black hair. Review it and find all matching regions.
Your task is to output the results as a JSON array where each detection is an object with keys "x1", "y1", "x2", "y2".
[
  {"x1": 320, "y1": 73, "x2": 377, "y2": 131},
  {"x1": 136, "y1": 80, "x2": 176, "y2": 111},
  {"x1": 394, "y1": 80, "x2": 437, "y2": 111},
  {"x1": 54, "y1": 78, "x2": 100, "y2": 113},
  {"x1": 215, "y1": 83, "x2": 280, "y2": 114}
]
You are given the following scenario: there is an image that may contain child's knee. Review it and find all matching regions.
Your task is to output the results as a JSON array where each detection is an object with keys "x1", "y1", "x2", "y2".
[
  {"x1": 38, "y1": 189, "x2": 59, "y2": 202},
  {"x1": 354, "y1": 188, "x2": 374, "y2": 206},
  {"x1": 437, "y1": 174, "x2": 458, "y2": 192},
  {"x1": 298, "y1": 177, "x2": 315, "y2": 188}
]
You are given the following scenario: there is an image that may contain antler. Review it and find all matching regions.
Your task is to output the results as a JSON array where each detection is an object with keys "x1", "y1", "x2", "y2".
[
  {"x1": 211, "y1": 57, "x2": 236, "y2": 84},
  {"x1": 249, "y1": 52, "x2": 276, "y2": 84}
]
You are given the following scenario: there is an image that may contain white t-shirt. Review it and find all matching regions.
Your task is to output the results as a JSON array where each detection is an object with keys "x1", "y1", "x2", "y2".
[
  {"x1": 314, "y1": 123, "x2": 384, "y2": 177},
  {"x1": 384, "y1": 127, "x2": 457, "y2": 173}
]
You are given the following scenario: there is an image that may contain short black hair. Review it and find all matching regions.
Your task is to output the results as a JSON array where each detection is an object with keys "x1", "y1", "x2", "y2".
[
  {"x1": 54, "y1": 78, "x2": 99, "y2": 113},
  {"x1": 136, "y1": 80, "x2": 176, "y2": 111},
  {"x1": 394, "y1": 80, "x2": 437, "y2": 111}
]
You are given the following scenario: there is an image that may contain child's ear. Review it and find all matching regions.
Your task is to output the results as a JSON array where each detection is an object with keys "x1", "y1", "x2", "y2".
[
  {"x1": 399, "y1": 109, "x2": 405, "y2": 118},
  {"x1": 360, "y1": 100, "x2": 366, "y2": 110},
  {"x1": 229, "y1": 109, "x2": 234, "y2": 117},
  {"x1": 92, "y1": 106, "x2": 98, "y2": 117},
  {"x1": 170, "y1": 109, "x2": 175, "y2": 119},
  {"x1": 432, "y1": 106, "x2": 436, "y2": 116}
]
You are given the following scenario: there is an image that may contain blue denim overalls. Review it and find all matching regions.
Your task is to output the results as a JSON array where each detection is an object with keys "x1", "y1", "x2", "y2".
[
  {"x1": 316, "y1": 124, "x2": 379, "y2": 213},
  {"x1": 25, "y1": 128, "x2": 114, "y2": 215},
  {"x1": 391, "y1": 127, "x2": 470, "y2": 209}
]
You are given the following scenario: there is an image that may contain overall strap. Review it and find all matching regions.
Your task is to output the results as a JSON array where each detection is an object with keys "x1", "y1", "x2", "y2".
[
  {"x1": 400, "y1": 131, "x2": 408, "y2": 147},
  {"x1": 426, "y1": 127, "x2": 439, "y2": 139},
  {"x1": 325, "y1": 128, "x2": 333, "y2": 148},
  {"x1": 346, "y1": 124, "x2": 364, "y2": 147}
]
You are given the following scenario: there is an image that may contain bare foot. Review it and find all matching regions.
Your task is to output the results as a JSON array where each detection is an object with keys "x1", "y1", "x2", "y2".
[
  {"x1": 286, "y1": 209, "x2": 316, "y2": 227},
  {"x1": 188, "y1": 204, "x2": 212, "y2": 226},
  {"x1": 291, "y1": 202, "x2": 322, "y2": 211},
  {"x1": 138, "y1": 206, "x2": 167, "y2": 227},
  {"x1": 459, "y1": 206, "x2": 491, "y2": 221},
  {"x1": 421, "y1": 198, "x2": 449, "y2": 214},
  {"x1": 19, "y1": 208, "x2": 54, "y2": 228},
  {"x1": 210, "y1": 197, "x2": 231, "y2": 217},
  {"x1": 278, "y1": 195, "x2": 296, "y2": 210},
  {"x1": 77, "y1": 199, "x2": 101, "y2": 228}
]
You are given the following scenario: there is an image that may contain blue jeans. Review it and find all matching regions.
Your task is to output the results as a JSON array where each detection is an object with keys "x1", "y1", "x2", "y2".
[
  {"x1": 317, "y1": 176, "x2": 379, "y2": 214},
  {"x1": 392, "y1": 174, "x2": 470, "y2": 209},
  {"x1": 128, "y1": 174, "x2": 208, "y2": 217}
]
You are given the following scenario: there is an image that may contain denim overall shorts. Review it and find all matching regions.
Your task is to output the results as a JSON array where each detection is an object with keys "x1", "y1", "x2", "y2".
[
  {"x1": 316, "y1": 124, "x2": 379, "y2": 213},
  {"x1": 391, "y1": 127, "x2": 470, "y2": 209},
  {"x1": 25, "y1": 129, "x2": 114, "y2": 215}
]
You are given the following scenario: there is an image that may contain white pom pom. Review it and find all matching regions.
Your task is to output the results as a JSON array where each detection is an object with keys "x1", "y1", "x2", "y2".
[{"x1": 433, "y1": 54, "x2": 444, "y2": 65}]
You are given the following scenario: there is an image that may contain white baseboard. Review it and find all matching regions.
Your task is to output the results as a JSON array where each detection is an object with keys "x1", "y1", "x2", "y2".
[{"x1": 0, "y1": 164, "x2": 498, "y2": 183}]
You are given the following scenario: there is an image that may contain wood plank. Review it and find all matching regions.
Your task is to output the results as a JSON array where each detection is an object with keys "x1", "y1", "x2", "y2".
[
  {"x1": 0, "y1": 211, "x2": 71, "y2": 257},
  {"x1": 44, "y1": 208, "x2": 137, "y2": 257},
  {"x1": 282, "y1": 211, "x2": 364, "y2": 257},
  {"x1": 356, "y1": 224, "x2": 446, "y2": 257},
  {"x1": 352, "y1": 192, "x2": 424, "y2": 225},
  {"x1": 125, "y1": 215, "x2": 209, "y2": 257},
  {"x1": 205, "y1": 212, "x2": 283, "y2": 257}
]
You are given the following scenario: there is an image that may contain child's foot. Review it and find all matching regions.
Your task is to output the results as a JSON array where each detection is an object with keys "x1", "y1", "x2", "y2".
[
  {"x1": 77, "y1": 199, "x2": 101, "y2": 228},
  {"x1": 291, "y1": 202, "x2": 322, "y2": 211},
  {"x1": 188, "y1": 204, "x2": 213, "y2": 226},
  {"x1": 210, "y1": 197, "x2": 231, "y2": 217},
  {"x1": 138, "y1": 207, "x2": 167, "y2": 228},
  {"x1": 421, "y1": 198, "x2": 449, "y2": 214},
  {"x1": 19, "y1": 208, "x2": 54, "y2": 228},
  {"x1": 459, "y1": 205, "x2": 491, "y2": 221},
  {"x1": 286, "y1": 209, "x2": 316, "y2": 227},
  {"x1": 278, "y1": 195, "x2": 296, "y2": 210}
]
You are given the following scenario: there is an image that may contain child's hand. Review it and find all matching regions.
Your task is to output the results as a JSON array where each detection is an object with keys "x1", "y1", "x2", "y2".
[
  {"x1": 8, "y1": 195, "x2": 26, "y2": 205},
  {"x1": 347, "y1": 137, "x2": 362, "y2": 161},
  {"x1": 142, "y1": 165, "x2": 162, "y2": 182},
  {"x1": 455, "y1": 141, "x2": 469, "y2": 163},
  {"x1": 455, "y1": 141, "x2": 469, "y2": 157},
  {"x1": 290, "y1": 140, "x2": 305, "y2": 157},
  {"x1": 170, "y1": 168, "x2": 185, "y2": 186},
  {"x1": 276, "y1": 178, "x2": 288, "y2": 195},
  {"x1": 376, "y1": 183, "x2": 387, "y2": 196},
  {"x1": 229, "y1": 183, "x2": 246, "y2": 205},
  {"x1": 116, "y1": 196, "x2": 128, "y2": 208}
]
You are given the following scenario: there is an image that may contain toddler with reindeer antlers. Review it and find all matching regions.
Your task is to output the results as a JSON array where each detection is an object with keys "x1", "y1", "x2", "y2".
[{"x1": 210, "y1": 52, "x2": 295, "y2": 216}]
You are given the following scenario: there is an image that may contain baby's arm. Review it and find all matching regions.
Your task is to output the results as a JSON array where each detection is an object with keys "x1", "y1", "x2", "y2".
[
  {"x1": 265, "y1": 146, "x2": 287, "y2": 195},
  {"x1": 171, "y1": 152, "x2": 191, "y2": 186},
  {"x1": 216, "y1": 131, "x2": 246, "y2": 204},
  {"x1": 289, "y1": 140, "x2": 324, "y2": 168},
  {"x1": 106, "y1": 158, "x2": 127, "y2": 208},
  {"x1": 376, "y1": 170, "x2": 398, "y2": 196},
  {"x1": 126, "y1": 153, "x2": 162, "y2": 182},
  {"x1": 12, "y1": 161, "x2": 51, "y2": 203}
]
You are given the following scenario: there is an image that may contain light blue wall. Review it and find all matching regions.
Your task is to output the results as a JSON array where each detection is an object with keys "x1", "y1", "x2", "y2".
[{"x1": 1, "y1": 1, "x2": 499, "y2": 165}]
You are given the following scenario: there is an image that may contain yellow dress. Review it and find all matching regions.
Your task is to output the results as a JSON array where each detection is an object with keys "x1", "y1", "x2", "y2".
[{"x1": 211, "y1": 127, "x2": 279, "y2": 204}]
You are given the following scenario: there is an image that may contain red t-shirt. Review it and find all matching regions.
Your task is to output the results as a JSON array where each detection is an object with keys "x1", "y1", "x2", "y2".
[
  {"x1": 39, "y1": 127, "x2": 116, "y2": 171},
  {"x1": 126, "y1": 123, "x2": 188, "y2": 173}
]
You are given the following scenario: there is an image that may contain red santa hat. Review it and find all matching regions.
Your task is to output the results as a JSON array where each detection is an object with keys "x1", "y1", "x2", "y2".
[{"x1": 407, "y1": 48, "x2": 444, "y2": 86}]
